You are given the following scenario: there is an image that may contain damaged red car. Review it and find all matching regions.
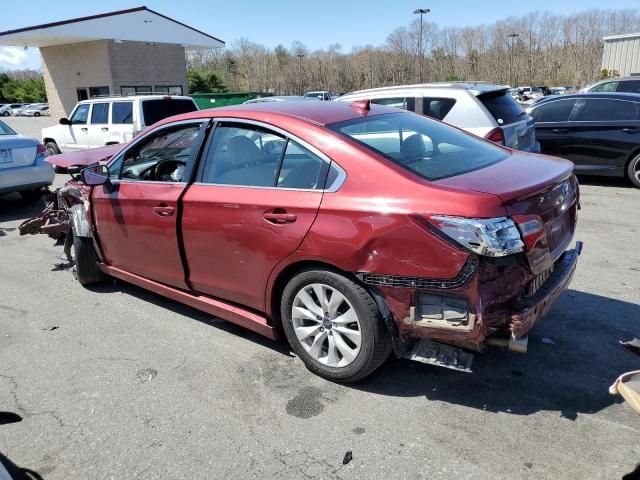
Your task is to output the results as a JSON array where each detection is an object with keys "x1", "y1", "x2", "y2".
[{"x1": 26, "y1": 100, "x2": 581, "y2": 382}]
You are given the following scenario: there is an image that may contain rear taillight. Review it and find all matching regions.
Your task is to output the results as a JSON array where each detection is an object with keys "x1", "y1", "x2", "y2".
[
  {"x1": 35, "y1": 143, "x2": 48, "y2": 161},
  {"x1": 485, "y1": 127, "x2": 505, "y2": 145},
  {"x1": 512, "y1": 214, "x2": 547, "y2": 251}
]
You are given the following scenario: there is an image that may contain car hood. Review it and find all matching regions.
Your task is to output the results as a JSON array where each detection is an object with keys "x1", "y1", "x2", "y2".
[
  {"x1": 434, "y1": 151, "x2": 574, "y2": 204},
  {"x1": 46, "y1": 144, "x2": 123, "y2": 168}
]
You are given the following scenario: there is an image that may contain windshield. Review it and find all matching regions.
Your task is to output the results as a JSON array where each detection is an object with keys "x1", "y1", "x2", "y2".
[
  {"x1": 141, "y1": 99, "x2": 197, "y2": 126},
  {"x1": 329, "y1": 112, "x2": 509, "y2": 181},
  {"x1": 0, "y1": 120, "x2": 16, "y2": 135}
]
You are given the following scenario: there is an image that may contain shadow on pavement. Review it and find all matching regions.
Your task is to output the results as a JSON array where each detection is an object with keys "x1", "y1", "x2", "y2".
[
  {"x1": 0, "y1": 193, "x2": 45, "y2": 224},
  {"x1": 576, "y1": 175, "x2": 633, "y2": 189},
  {"x1": 355, "y1": 289, "x2": 640, "y2": 417},
  {"x1": 0, "y1": 451, "x2": 44, "y2": 480}
]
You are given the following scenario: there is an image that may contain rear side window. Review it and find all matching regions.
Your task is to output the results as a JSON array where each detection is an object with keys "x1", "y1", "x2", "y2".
[
  {"x1": 617, "y1": 81, "x2": 640, "y2": 94},
  {"x1": 277, "y1": 141, "x2": 327, "y2": 189},
  {"x1": 423, "y1": 98, "x2": 456, "y2": 120},
  {"x1": 531, "y1": 99, "x2": 577, "y2": 122},
  {"x1": 574, "y1": 99, "x2": 637, "y2": 121},
  {"x1": 330, "y1": 112, "x2": 508, "y2": 181},
  {"x1": 370, "y1": 97, "x2": 416, "y2": 111},
  {"x1": 90, "y1": 103, "x2": 109, "y2": 124},
  {"x1": 141, "y1": 99, "x2": 197, "y2": 126},
  {"x1": 590, "y1": 81, "x2": 618, "y2": 92},
  {"x1": 478, "y1": 91, "x2": 524, "y2": 125},
  {"x1": 112, "y1": 102, "x2": 133, "y2": 124}
]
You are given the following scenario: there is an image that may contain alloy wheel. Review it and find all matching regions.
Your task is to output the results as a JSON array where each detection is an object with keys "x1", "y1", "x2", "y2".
[{"x1": 291, "y1": 283, "x2": 362, "y2": 367}]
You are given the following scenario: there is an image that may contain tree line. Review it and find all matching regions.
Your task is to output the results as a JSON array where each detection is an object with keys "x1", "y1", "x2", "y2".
[
  {"x1": 187, "y1": 8, "x2": 640, "y2": 95},
  {"x1": 0, "y1": 71, "x2": 46, "y2": 103}
]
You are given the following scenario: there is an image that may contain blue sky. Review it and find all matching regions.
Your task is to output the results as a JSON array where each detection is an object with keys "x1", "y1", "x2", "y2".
[{"x1": 1, "y1": 0, "x2": 639, "y2": 70}]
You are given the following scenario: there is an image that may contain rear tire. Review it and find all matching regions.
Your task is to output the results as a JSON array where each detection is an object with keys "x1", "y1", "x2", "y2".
[
  {"x1": 281, "y1": 269, "x2": 392, "y2": 383},
  {"x1": 34, "y1": 112, "x2": 40, "y2": 117},
  {"x1": 1, "y1": 112, "x2": 8, "y2": 117},
  {"x1": 627, "y1": 153, "x2": 640, "y2": 188},
  {"x1": 19, "y1": 189, "x2": 42, "y2": 201},
  {"x1": 72, "y1": 234, "x2": 107, "y2": 286}
]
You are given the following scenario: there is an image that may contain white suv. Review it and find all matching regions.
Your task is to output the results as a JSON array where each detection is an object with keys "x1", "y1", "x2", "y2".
[
  {"x1": 42, "y1": 95, "x2": 198, "y2": 154},
  {"x1": 337, "y1": 83, "x2": 539, "y2": 152}
]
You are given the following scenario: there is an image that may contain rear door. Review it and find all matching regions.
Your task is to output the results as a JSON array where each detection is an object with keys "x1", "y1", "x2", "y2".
[
  {"x1": 110, "y1": 101, "x2": 135, "y2": 144},
  {"x1": 564, "y1": 98, "x2": 640, "y2": 175},
  {"x1": 93, "y1": 120, "x2": 208, "y2": 288},
  {"x1": 530, "y1": 98, "x2": 579, "y2": 158},
  {"x1": 181, "y1": 120, "x2": 328, "y2": 311}
]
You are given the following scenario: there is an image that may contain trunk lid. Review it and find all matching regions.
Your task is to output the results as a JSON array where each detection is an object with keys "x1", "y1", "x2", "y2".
[
  {"x1": 436, "y1": 152, "x2": 579, "y2": 274},
  {"x1": 0, "y1": 135, "x2": 38, "y2": 169}
]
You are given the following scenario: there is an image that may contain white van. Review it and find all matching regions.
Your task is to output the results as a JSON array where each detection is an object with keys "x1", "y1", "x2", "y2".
[{"x1": 42, "y1": 95, "x2": 198, "y2": 154}]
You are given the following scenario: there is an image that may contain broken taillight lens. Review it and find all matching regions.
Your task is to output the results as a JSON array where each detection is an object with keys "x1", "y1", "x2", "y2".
[{"x1": 512, "y1": 214, "x2": 547, "y2": 251}]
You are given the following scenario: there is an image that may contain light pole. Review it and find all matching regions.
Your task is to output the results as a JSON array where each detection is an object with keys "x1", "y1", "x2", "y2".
[
  {"x1": 297, "y1": 54, "x2": 304, "y2": 95},
  {"x1": 413, "y1": 8, "x2": 430, "y2": 84},
  {"x1": 506, "y1": 32, "x2": 519, "y2": 87}
]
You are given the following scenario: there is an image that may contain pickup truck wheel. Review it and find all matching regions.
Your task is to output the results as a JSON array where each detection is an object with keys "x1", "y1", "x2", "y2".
[
  {"x1": 281, "y1": 269, "x2": 392, "y2": 383},
  {"x1": 19, "y1": 189, "x2": 42, "y2": 201},
  {"x1": 628, "y1": 153, "x2": 640, "y2": 188},
  {"x1": 73, "y1": 234, "x2": 107, "y2": 285}
]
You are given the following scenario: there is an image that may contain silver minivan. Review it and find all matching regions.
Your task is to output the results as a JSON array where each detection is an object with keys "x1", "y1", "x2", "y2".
[{"x1": 337, "y1": 82, "x2": 539, "y2": 152}]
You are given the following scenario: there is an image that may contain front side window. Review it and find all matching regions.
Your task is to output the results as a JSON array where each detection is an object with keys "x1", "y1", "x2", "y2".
[
  {"x1": 330, "y1": 112, "x2": 508, "y2": 181},
  {"x1": 531, "y1": 99, "x2": 577, "y2": 123},
  {"x1": 70, "y1": 104, "x2": 90, "y2": 124},
  {"x1": 90, "y1": 103, "x2": 109, "y2": 124},
  {"x1": 118, "y1": 124, "x2": 201, "y2": 182},
  {"x1": 112, "y1": 102, "x2": 133, "y2": 124},
  {"x1": 574, "y1": 99, "x2": 637, "y2": 121},
  {"x1": 201, "y1": 124, "x2": 285, "y2": 187}
]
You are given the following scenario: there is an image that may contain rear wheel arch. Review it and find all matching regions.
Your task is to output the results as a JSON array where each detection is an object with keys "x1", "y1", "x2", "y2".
[
  {"x1": 268, "y1": 260, "x2": 397, "y2": 343},
  {"x1": 625, "y1": 147, "x2": 640, "y2": 187}
]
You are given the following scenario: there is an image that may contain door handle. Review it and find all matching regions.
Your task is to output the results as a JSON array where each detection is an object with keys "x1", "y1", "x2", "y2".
[
  {"x1": 152, "y1": 205, "x2": 175, "y2": 217},
  {"x1": 621, "y1": 127, "x2": 639, "y2": 134},
  {"x1": 80, "y1": 127, "x2": 88, "y2": 132},
  {"x1": 552, "y1": 128, "x2": 568, "y2": 134},
  {"x1": 101, "y1": 127, "x2": 109, "y2": 132},
  {"x1": 263, "y1": 211, "x2": 297, "y2": 224}
]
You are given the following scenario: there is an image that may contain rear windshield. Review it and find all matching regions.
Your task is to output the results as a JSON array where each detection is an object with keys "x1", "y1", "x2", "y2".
[
  {"x1": 0, "y1": 121, "x2": 15, "y2": 135},
  {"x1": 141, "y1": 99, "x2": 197, "y2": 126},
  {"x1": 478, "y1": 90, "x2": 525, "y2": 125},
  {"x1": 329, "y1": 112, "x2": 508, "y2": 181}
]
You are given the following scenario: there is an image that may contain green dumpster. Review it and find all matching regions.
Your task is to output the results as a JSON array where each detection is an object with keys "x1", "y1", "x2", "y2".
[{"x1": 190, "y1": 92, "x2": 272, "y2": 109}]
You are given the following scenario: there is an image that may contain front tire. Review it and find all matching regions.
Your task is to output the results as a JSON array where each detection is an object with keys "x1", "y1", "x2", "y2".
[
  {"x1": 627, "y1": 153, "x2": 640, "y2": 188},
  {"x1": 34, "y1": 112, "x2": 40, "y2": 117},
  {"x1": 72, "y1": 234, "x2": 107, "y2": 286},
  {"x1": 281, "y1": 269, "x2": 392, "y2": 383}
]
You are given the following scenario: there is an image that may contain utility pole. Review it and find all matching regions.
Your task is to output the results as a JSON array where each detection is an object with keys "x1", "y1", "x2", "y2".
[
  {"x1": 413, "y1": 8, "x2": 430, "y2": 84},
  {"x1": 297, "y1": 54, "x2": 304, "y2": 95},
  {"x1": 506, "y1": 32, "x2": 519, "y2": 87}
]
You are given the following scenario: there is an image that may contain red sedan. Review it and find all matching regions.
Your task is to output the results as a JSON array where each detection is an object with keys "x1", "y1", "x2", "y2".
[{"x1": 63, "y1": 100, "x2": 580, "y2": 382}]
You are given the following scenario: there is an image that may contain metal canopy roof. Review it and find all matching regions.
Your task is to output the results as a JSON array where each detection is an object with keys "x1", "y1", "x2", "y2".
[{"x1": 0, "y1": 6, "x2": 224, "y2": 49}]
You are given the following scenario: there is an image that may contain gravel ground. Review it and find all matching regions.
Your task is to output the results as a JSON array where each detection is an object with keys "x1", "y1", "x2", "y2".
[{"x1": 0, "y1": 119, "x2": 639, "y2": 479}]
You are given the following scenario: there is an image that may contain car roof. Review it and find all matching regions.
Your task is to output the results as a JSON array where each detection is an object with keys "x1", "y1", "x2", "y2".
[
  {"x1": 163, "y1": 100, "x2": 399, "y2": 127},
  {"x1": 529, "y1": 91, "x2": 640, "y2": 109},
  {"x1": 342, "y1": 82, "x2": 507, "y2": 97},
  {"x1": 594, "y1": 76, "x2": 640, "y2": 83}
]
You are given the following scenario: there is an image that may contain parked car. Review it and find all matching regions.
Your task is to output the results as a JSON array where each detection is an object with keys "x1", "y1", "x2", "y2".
[
  {"x1": 0, "y1": 119, "x2": 53, "y2": 200},
  {"x1": 10, "y1": 104, "x2": 35, "y2": 116},
  {"x1": 29, "y1": 100, "x2": 581, "y2": 381},
  {"x1": 516, "y1": 86, "x2": 544, "y2": 99},
  {"x1": 337, "y1": 82, "x2": 539, "y2": 152},
  {"x1": 0, "y1": 103, "x2": 23, "y2": 117},
  {"x1": 528, "y1": 92, "x2": 640, "y2": 187},
  {"x1": 21, "y1": 104, "x2": 49, "y2": 117},
  {"x1": 580, "y1": 76, "x2": 640, "y2": 94},
  {"x1": 243, "y1": 95, "x2": 316, "y2": 104},
  {"x1": 304, "y1": 91, "x2": 332, "y2": 101},
  {"x1": 41, "y1": 94, "x2": 199, "y2": 155}
]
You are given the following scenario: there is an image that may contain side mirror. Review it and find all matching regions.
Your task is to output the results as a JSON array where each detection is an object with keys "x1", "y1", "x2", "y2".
[
  {"x1": 59, "y1": 117, "x2": 70, "y2": 125},
  {"x1": 81, "y1": 163, "x2": 110, "y2": 186}
]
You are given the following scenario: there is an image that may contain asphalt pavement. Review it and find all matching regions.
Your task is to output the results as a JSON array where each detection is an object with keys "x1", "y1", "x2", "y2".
[{"x1": 0, "y1": 119, "x2": 639, "y2": 479}]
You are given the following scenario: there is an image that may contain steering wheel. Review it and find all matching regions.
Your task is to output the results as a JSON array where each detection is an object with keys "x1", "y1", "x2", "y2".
[{"x1": 152, "y1": 159, "x2": 186, "y2": 181}]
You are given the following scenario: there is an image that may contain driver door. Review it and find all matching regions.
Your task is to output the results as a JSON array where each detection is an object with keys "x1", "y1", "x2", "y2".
[
  {"x1": 91, "y1": 120, "x2": 209, "y2": 288},
  {"x1": 64, "y1": 103, "x2": 91, "y2": 150}
]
